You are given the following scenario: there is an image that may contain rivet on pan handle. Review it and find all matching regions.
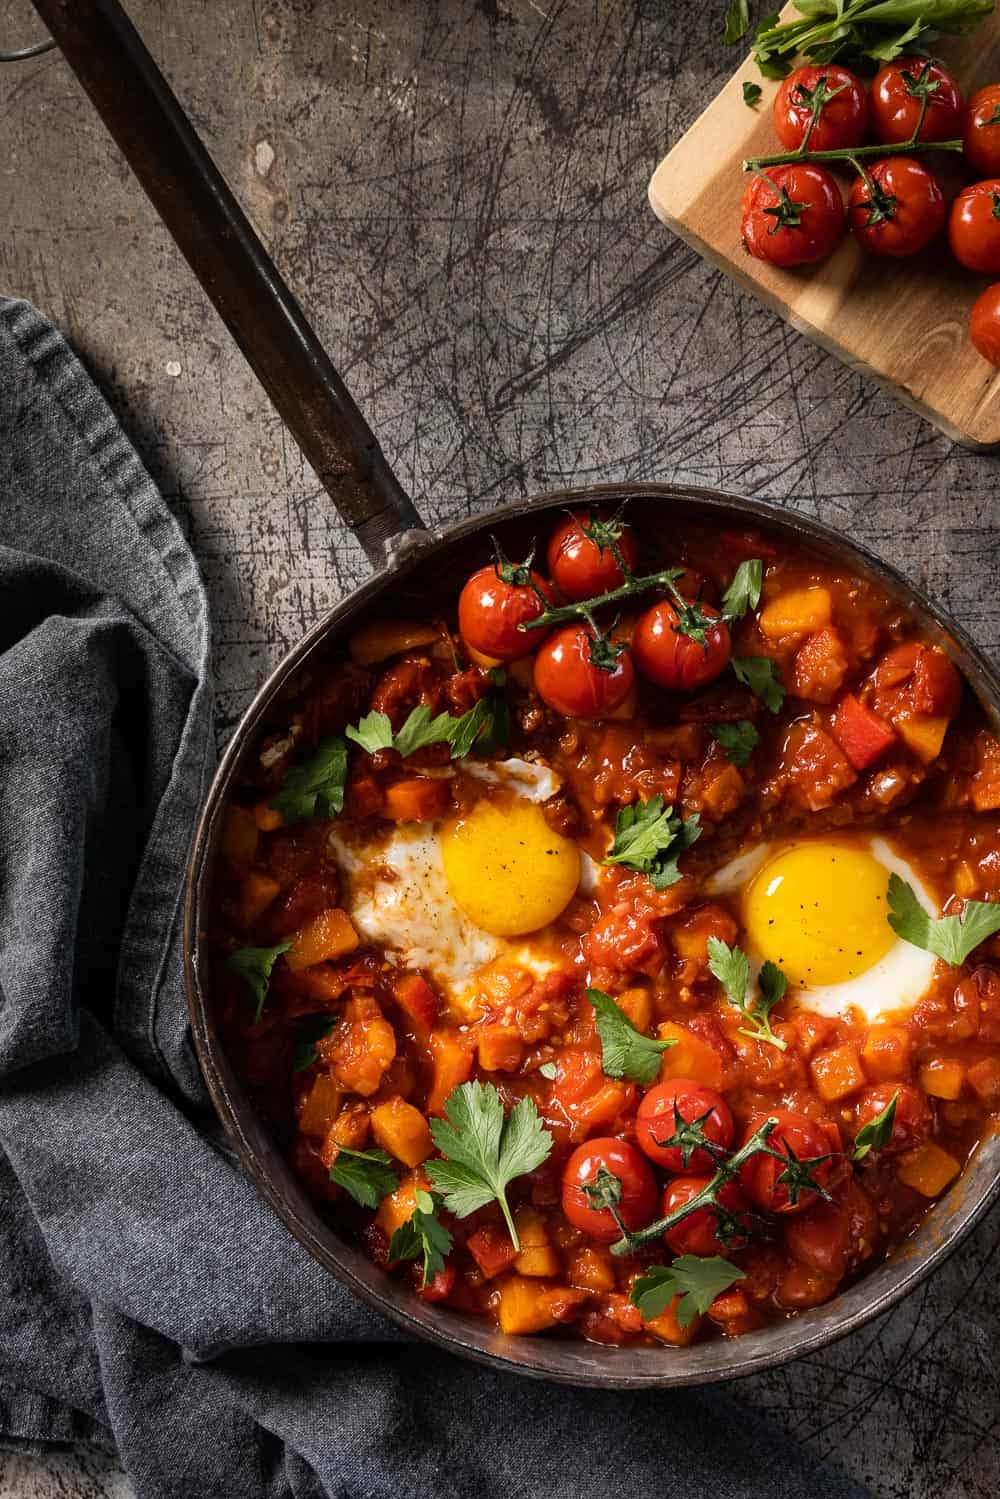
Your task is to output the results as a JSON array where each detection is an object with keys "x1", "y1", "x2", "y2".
[{"x1": 28, "y1": 0, "x2": 425, "y2": 567}]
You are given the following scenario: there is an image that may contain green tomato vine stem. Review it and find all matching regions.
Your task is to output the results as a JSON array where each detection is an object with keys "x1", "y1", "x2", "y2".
[
  {"x1": 743, "y1": 136, "x2": 962, "y2": 172},
  {"x1": 517, "y1": 566, "x2": 684, "y2": 633}
]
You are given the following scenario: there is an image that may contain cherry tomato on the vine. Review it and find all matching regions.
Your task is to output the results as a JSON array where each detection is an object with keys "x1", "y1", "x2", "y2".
[
  {"x1": 948, "y1": 178, "x2": 1000, "y2": 272},
  {"x1": 533, "y1": 624, "x2": 635, "y2": 719},
  {"x1": 546, "y1": 509, "x2": 639, "y2": 600},
  {"x1": 632, "y1": 599, "x2": 731, "y2": 691},
  {"x1": 847, "y1": 158, "x2": 945, "y2": 258},
  {"x1": 739, "y1": 1111, "x2": 839, "y2": 1216},
  {"x1": 773, "y1": 64, "x2": 868, "y2": 153},
  {"x1": 969, "y1": 280, "x2": 1000, "y2": 364},
  {"x1": 964, "y1": 84, "x2": 1000, "y2": 176},
  {"x1": 635, "y1": 1079, "x2": 735, "y2": 1174},
  {"x1": 741, "y1": 163, "x2": 846, "y2": 268},
  {"x1": 458, "y1": 561, "x2": 552, "y2": 662},
  {"x1": 661, "y1": 1175, "x2": 752, "y2": 1258},
  {"x1": 561, "y1": 1137, "x2": 658, "y2": 1243},
  {"x1": 870, "y1": 58, "x2": 964, "y2": 145},
  {"x1": 853, "y1": 1084, "x2": 931, "y2": 1156}
]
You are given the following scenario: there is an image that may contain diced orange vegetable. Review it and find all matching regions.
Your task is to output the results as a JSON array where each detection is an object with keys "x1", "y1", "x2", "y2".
[
  {"x1": 326, "y1": 996, "x2": 396, "y2": 1097},
  {"x1": 810, "y1": 1043, "x2": 865, "y2": 1102},
  {"x1": 954, "y1": 861, "x2": 979, "y2": 898},
  {"x1": 967, "y1": 1055, "x2": 1000, "y2": 1104},
  {"x1": 896, "y1": 714, "x2": 949, "y2": 764},
  {"x1": 701, "y1": 763, "x2": 746, "y2": 819},
  {"x1": 794, "y1": 1012, "x2": 836, "y2": 1060},
  {"x1": 297, "y1": 1073, "x2": 344, "y2": 1139},
  {"x1": 253, "y1": 799, "x2": 283, "y2": 832},
  {"x1": 970, "y1": 732, "x2": 1000, "y2": 812},
  {"x1": 286, "y1": 908, "x2": 360, "y2": 971},
  {"x1": 657, "y1": 1022, "x2": 724, "y2": 1090},
  {"x1": 239, "y1": 871, "x2": 281, "y2": 927},
  {"x1": 349, "y1": 617, "x2": 439, "y2": 665},
  {"x1": 759, "y1": 587, "x2": 833, "y2": 643},
  {"x1": 707, "y1": 1288, "x2": 762, "y2": 1337},
  {"x1": 319, "y1": 1103, "x2": 371, "y2": 1167},
  {"x1": 862, "y1": 1025, "x2": 912, "y2": 1082},
  {"x1": 376, "y1": 1173, "x2": 421, "y2": 1239},
  {"x1": 496, "y1": 1275, "x2": 562, "y2": 1335},
  {"x1": 831, "y1": 694, "x2": 897, "y2": 771},
  {"x1": 477, "y1": 1023, "x2": 525, "y2": 1073},
  {"x1": 468, "y1": 1224, "x2": 518, "y2": 1280},
  {"x1": 569, "y1": 1079, "x2": 631, "y2": 1133},
  {"x1": 384, "y1": 777, "x2": 451, "y2": 822},
  {"x1": 792, "y1": 626, "x2": 849, "y2": 703},
  {"x1": 220, "y1": 805, "x2": 259, "y2": 866},
  {"x1": 370, "y1": 1095, "x2": 434, "y2": 1166},
  {"x1": 567, "y1": 1245, "x2": 615, "y2": 1292},
  {"x1": 615, "y1": 985, "x2": 653, "y2": 1034},
  {"x1": 781, "y1": 722, "x2": 857, "y2": 811},
  {"x1": 642, "y1": 1293, "x2": 702, "y2": 1346},
  {"x1": 670, "y1": 904, "x2": 738, "y2": 982},
  {"x1": 896, "y1": 1143, "x2": 961, "y2": 1196},
  {"x1": 426, "y1": 1030, "x2": 475, "y2": 1115},
  {"x1": 513, "y1": 1207, "x2": 560, "y2": 1277},
  {"x1": 919, "y1": 1058, "x2": 966, "y2": 1101},
  {"x1": 393, "y1": 973, "x2": 439, "y2": 1036}
]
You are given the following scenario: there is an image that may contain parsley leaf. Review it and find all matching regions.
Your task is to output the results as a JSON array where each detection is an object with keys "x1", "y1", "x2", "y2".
[
  {"x1": 226, "y1": 941, "x2": 291, "y2": 1023},
  {"x1": 388, "y1": 1188, "x2": 453, "y2": 1287},
  {"x1": 347, "y1": 694, "x2": 508, "y2": 762},
  {"x1": 631, "y1": 1255, "x2": 745, "y2": 1329},
  {"x1": 291, "y1": 1013, "x2": 339, "y2": 1071},
  {"x1": 732, "y1": 655, "x2": 785, "y2": 713},
  {"x1": 270, "y1": 737, "x2": 348, "y2": 823},
  {"x1": 345, "y1": 711, "x2": 395, "y2": 753},
  {"x1": 538, "y1": 1061, "x2": 558, "y2": 1080},
  {"x1": 707, "y1": 937, "x2": 788, "y2": 1051},
  {"x1": 588, "y1": 988, "x2": 675, "y2": 1085},
  {"x1": 887, "y1": 875, "x2": 1000, "y2": 967},
  {"x1": 427, "y1": 1081, "x2": 552, "y2": 1249},
  {"x1": 602, "y1": 796, "x2": 701, "y2": 890},
  {"x1": 721, "y1": 559, "x2": 763, "y2": 619},
  {"x1": 709, "y1": 719, "x2": 760, "y2": 767},
  {"x1": 743, "y1": 80, "x2": 763, "y2": 107},
  {"x1": 723, "y1": 0, "x2": 750, "y2": 45},
  {"x1": 853, "y1": 1090, "x2": 899, "y2": 1161},
  {"x1": 328, "y1": 1146, "x2": 398, "y2": 1209}
]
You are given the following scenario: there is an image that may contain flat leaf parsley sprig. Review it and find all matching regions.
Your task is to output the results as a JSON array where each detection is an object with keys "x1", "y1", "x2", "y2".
[
  {"x1": 587, "y1": 988, "x2": 676, "y2": 1084},
  {"x1": 707, "y1": 937, "x2": 789, "y2": 1051},
  {"x1": 888, "y1": 874, "x2": 1000, "y2": 966},
  {"x1": 602, "y1": 795, "x2": 701, "y2": 890},
  {"x1": 631, "y1": 1254, "x2": 746, "y2": 1328}
]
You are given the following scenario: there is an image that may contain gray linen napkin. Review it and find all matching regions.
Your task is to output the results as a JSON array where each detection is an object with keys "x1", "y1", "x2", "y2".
[{"x1": 0, "y1": 296, "x2": 870, "y2": 1499}]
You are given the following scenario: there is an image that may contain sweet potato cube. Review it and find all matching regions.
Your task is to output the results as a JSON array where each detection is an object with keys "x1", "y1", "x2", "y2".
[
  {"x1": 896, "y1": 1143, "x2": 960, "y2": 1196},
  {"x1": 297, "y1": 1073, "x2": 344, "y2": 1139},
  {"x1": 393, "y1": 972, "x2": 438, "y2": 1035},
  {"x1": 376, "y1": 1174, "x2": 420, "y2": 1239},
  {"x1": 239, "y1": 871, "x2": 281, "y2": 927},
  {"x1": 426, "y1": 1030, "x2": 475, "y2": 1115},
  {"x1": 967, "y1": 1055, "x2": 1000, "y2": 1104},
  {"x1": 896, "y1": 715, "x2": 949, "y2": 765},
  {"x1": 253, "y1": 799, "x2": 283, "y2": 832},
  {"x1": 701, "y1": 763, "x2": 746, "y2": 819},
  {"x1": 970, "y1": 733, "x2": 1000, "y2": 812},
  {"x1": 496, "y1": 1275, "x2": 561, "y2": 1335},
  {"x1": 221, "y1": 805, "x2": 259, "y2": 866},
  {"x1": 319, "y1": 1103, "x2": 370, "y2": 1165},
  {"x1": 349, "y1": 617, "x2": 439, "y2": 666},
  {"x1": 642, "y1": 1293, "x2": 702, "y2": 1346},
  {"x1": 810, "y1": 1043, "x2": 865, "y2": 1102},
  {"x1": 384, "y1": 778, "x2": 451, "y2": 822},
  {"x1": 759, "y1": 587, "x2": 832, "y2": 643},
  {"x1": 861, "y1": 1025, "x2": 912, "y2": 1082},
  {"x1": 792, "y1": 626, "x2": 849, "y2": 704},
  {"x1": 370, "y1": 1095, "x2": 434, "y2": 1167},
  {"x1": 477, "y1": 1023, "x2": 525, "y2": 1073},
  {"x1": 919, "y1": 1058, "x2": 966, "y2": 1101},
  {"x1": 657, "y1": 1022, "x2": 724, "y2": 1090},
  {"x1": 513, "y1": 1207, "x2": 560, "y2": 1277},
  {"x1": 567, "y1": 1246, "x2": 615, "y2": 1292},
  {"x1": 794, "y1": 1012, "x2": 836, "y2": 1060},
  {"x1": 615, "y1": 985, "x2": 653, "y2": 1033},
  {"x1": 286, "y1": 908, "x2": 360, "y2": 971},
  {"x1": 467, "y1": 1224, "x2": 518, "y2": 1280}
]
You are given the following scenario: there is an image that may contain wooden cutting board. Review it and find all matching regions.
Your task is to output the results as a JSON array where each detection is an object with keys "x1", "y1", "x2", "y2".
[{"x1": 648, "y1": 7, "x2": 1000, "y2": 447}]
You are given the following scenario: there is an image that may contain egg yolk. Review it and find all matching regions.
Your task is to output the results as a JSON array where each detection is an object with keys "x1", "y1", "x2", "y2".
[
  {"x1": 743, "y1": 842, "x2": 895, "y2": 987},
  {"x1": 441, "y1": 800, "x2": 580, "y2": 937}
]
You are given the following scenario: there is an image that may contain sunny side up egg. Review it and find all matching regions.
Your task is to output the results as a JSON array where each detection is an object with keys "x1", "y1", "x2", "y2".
[
  {"x1": 329, "y1": 757, "x2": 581, "y2": 1016},
  {"x1": 708, "y1": 835, "x2": 939, "y2": 1024}
]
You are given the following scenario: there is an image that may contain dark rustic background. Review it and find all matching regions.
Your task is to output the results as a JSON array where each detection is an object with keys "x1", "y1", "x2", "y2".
[{"x1": 2, "y1": 1, "x2": 999, "y2": 1496}]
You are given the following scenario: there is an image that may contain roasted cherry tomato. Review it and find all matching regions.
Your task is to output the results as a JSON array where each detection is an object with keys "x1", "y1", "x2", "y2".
[
  {"x1": 854, "y1": 1084, "x2": 931, "y2": 1156},
  {"x1": 546, "y1": 509, "x2": 639, "y2": 600},
  {"x1": 741, "y1": 163, "x2": 846, "y2": 267},
  {"x1": 870, "y1": 58, "x2": 964, "y2": 145},
  {"x1": 848, "y1": 158, "x2": 945, "y2": 258},
  {"x1": 561, "y1": 1137, "x2": 658, "y2": 1243},
  {"x1": 740, "y1": 1110, "x2": 838, "y2": 1216},
  {"x1": 785, "y1": 1179, "x2": 877, "y2": 1279},
  {"x1": 661, "y1": 1175, "x2": 751, "y2": 1258},
  {"x1": 773, "y1": 64, "x2": 868, "y2": 153},
  {"x1": 964, "y1": 84, "x2": 1000, "y2": 176},
  {"x1": 969, "y1": 280, "x2": 1000, "y2": 365},
  {"x1": 632, "y1": 599, "x2": 731, "y2": 691},
  {"x1": 949, "y1": 179, "x2": 1000, "y2": 272},
  {"x1": 533, "y1": 624, "x2": 635, "y2": 719},
  {"x1": 458, "y1": 561, "x2": 552, "y2": 662},
  {"x1": 635, "y1": 1079, "x2": 735, "y2": 1174}
]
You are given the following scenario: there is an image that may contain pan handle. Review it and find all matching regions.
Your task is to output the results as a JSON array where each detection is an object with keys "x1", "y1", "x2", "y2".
[{"x1": 28, "y1": 0, "x2": 424, "y2": 567}]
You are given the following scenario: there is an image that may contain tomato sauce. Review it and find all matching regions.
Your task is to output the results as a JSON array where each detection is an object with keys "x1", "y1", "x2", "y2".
[{"x1": 211, "y1": 516, "x2": 1000, "y2": 1347}]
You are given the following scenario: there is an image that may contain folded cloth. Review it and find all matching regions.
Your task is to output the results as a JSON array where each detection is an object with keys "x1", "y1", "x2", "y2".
[{"x1": 0, "y1": 297, "x2": 871, "y2": 1499}]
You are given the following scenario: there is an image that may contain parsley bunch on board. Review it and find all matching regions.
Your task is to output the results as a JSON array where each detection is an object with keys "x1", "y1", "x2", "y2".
[{"x1": 725, "y1": 1, "x2": 994, "y2": 77}]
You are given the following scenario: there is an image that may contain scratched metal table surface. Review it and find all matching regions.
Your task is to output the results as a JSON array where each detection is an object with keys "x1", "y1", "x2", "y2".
[{"x1": 2, "y1": 0, "x2": 1000, "y2": 1495}]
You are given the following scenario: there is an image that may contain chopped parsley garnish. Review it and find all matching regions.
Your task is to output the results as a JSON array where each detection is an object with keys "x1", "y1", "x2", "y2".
[
  {"x1": 588, "y1": 988, "x2": 675, "y2": 1085},
  {"x1": 387, "y1": 1189, "x2": 453, "y2": 1287},
  {"x1": 743, "y1": 80, "x2": 763, "y2": 108},
  {"x1": 602, "y1": 795, "x2": 701, "y2": 890},
  {"x1": 708, "y1": 719, "x2": 760, "y2": 767},
  {"x1": 720, "y1": 559, "x2": 763, "y2": 619},
  {"x1": 887, "y1": 875, "x2": 1000, "y2": 967},
  {"x1": 291, "y1": 1013, "x2": 339, "y2": 1071},
  {"x1": 631, "y1": 1255, "x2": 745, "y2": 1328},
  {"x1": 346, "y1": 690, "x2": 508, "y2": 762},
  {"x1": 328, "y1": 1146, "x2": 399, "y2": 1209},
  {"x1": 707, "y1": 938, "x2": 789, "y2": 1051},
  {"x1": 270, "y1": 737, "x2": 348, "y2": 823},
  {"x1": 426, "y1": 1081, "x2": 552, "y2": 1250},
  {"x1": 226, "y1": 941, "x2": 291, "y2": 1023},
  {"x1": 852, "y1": 1091, "x2": 899, "y2": 1161},
  {"x1": 732, "y1": 655, "x2": 785, "y2": 713}
]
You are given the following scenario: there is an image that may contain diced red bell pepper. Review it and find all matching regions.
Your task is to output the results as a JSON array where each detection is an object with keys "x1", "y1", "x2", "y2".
[
  {"x1": 831, "y1": 694, "x2": 897, "y2": 771},
  {"x1": 393, "y1": 972, "x2": 439, "y2": 1036},
  {"x1": 416, "y1": 1263, "x2": 457, "y2": 1302},
  {"x1": 467, "y1": 1224, "x2": 518, "y2": 1279}
]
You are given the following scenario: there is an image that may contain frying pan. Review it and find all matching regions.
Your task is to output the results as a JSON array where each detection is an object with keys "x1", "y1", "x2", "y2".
[{"x1": 28, "y1": 0, "x2": 1000, "y2": 1386}]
